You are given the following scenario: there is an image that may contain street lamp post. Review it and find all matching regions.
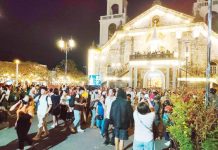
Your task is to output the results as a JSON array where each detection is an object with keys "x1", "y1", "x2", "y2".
[
  {"x1": 57, "y1": 38, "x2": 76, "y2": 83},
  {"x1": 206, "y1": 0, "x2": 212, "y2": 107},
  {"x1": 14, "y1": 59, "x2": 20, "y2": 86}
]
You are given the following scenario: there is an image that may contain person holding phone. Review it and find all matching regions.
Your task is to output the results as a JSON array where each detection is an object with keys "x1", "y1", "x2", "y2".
[
  {"x1": 133, "y1": 98, "x2": 155, "y2": 150},
  {"x1": 10, "y1": 95, "x2": 35, "y2": 150}
]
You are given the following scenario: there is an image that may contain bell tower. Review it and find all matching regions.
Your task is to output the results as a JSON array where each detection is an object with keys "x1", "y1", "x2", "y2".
[
  {"x1": 99, "y1": 0, "x2": 128, "y2": 46},
  {"x1": 193, "y1": 0, "x2": 218, "y2": 20}
]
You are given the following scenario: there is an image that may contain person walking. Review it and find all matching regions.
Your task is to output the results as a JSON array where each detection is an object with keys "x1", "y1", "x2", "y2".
[
  {"x1": 10, "y1": 95, "x2": 35, "y2": 150},
  {"x1": 32, "y1": 86, "x2": 52, "y2": 141},
  {"x1": 96, "y1": 95, "x2": 105, "y2": 137},
  {"x1": 90, "y1": 89, "x2": 99, "y2": 128},
  {"x1": 50, "y1": 88, "x2": 61, "y2": 128},
  {"x1": 73, "y1": 88, "x2": 86, "y2": 133},
  {"x1": 110, "y1": 88, "x2": 133, "y2": 150},
  {"x1": 59, "y1": 89, "x2": 75, "y2": 133},
  {"x1": 103, "y1": 88, "x2": 116, "y2": 145}
]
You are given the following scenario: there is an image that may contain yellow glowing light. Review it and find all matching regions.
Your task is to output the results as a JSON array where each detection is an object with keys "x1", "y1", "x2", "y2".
[
  {"x1": 192, "y1": 28, "x2": 200, "y2": 38},
  {"x1": 57, "y1": 39, "x2": 65, "y2": 49},
  {"x1": 105, "y1": 76, "x2": 130, "y2": 81},
  {"x1": 14, "y1": 59, "x2": 20, "y2": 64},
  {"x1": 68, "y1": 39, "x2": 76, "y2": 48},
  {"x1": 178, "y1": 78, "x2": 216, "y2": 83},
  {"x1": 88, "y1": 48, "x2": 98, "y2": 75},
  {"x1": 150, "y1": 67, "x2": 155, "y2": 71},
  {"x1": 185, "y1": 52, "x2": 189, "y2": 57},
  {"x1": 174, "y1": 52, "x2": 179, "y2": 58},
  {"x1": 176, "y1": 31, "x2": 182, "y2": 39}
]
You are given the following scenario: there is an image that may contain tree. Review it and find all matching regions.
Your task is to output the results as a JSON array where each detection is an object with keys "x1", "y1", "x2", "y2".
[
  {"x1": 0, "y1": 61, "x2": 49, "y2": 84},
  {"x1": 55, "y1": 59, "x2": 87, "y2": 83}
]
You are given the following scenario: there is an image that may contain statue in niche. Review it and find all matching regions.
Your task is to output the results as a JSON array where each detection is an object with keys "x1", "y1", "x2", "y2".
[{"x1": 152, "y1": 15, "x2": 160, "y2": 27}]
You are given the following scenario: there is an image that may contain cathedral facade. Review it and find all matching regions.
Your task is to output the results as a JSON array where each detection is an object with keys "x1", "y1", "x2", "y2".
[{"x1": 88, "y1": 0, "x2": 218, "y2": 89}]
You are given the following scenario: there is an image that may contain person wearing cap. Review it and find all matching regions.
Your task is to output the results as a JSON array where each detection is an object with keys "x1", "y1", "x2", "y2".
[
  {"x1": 33, "y1": 86, "x2": 52, "y2": 141},
  {"x1": 10, "y1": 95, "x2": 35, "y2": 150},
  {"x1": 208, "y1": 88, "x2": 218, "y2": 108},
  {"x1": 162, "y1": 105, "x2": 173, "y2": 147}
]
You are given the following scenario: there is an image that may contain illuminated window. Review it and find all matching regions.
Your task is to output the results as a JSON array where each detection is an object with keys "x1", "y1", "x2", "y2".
[
  {"x1": 210, "y1": 61, "x2": 217, "y2": 74},
  {"x1": 108, "y1": 23, "x2": 116, "y2": 39}
]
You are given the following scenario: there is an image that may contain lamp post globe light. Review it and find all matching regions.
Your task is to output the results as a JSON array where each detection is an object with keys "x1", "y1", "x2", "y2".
[
  {"x1": 14, "y1": 59, "x2": 20, "y2": 86},
  {"x1": 57, "y1": 38, "x2": 76, "y2": 83}
]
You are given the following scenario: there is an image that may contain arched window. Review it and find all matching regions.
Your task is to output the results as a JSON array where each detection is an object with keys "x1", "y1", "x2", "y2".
[
  {"x1": 205, "y1": 11, "x2": 218, "y2": 32},
  {"x1": 108, "y1": 23, "x2": 116, "y2": 39},
  {"x1": 111, "y1": 4, "x2": 119, "y2": 14},
  {"x1": 210, "y1": 61, "x2": 217, "y2": 74}
]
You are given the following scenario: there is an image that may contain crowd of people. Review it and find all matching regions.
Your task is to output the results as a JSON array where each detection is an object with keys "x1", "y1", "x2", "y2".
[{"x1": 1, "y1": 83, "x2": 217, "y2": 150}]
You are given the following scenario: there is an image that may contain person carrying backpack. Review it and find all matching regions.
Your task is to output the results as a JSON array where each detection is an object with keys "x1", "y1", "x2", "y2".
[
  {"x1": 32, "y1": 86, "x2": 52, "y2": 141},
  {"x1": 96, "y1": 96, "x2": 105, "y2": 137}
]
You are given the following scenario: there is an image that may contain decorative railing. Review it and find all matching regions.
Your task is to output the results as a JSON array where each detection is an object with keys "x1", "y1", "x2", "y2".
[
  {"x1": 107, "y1": 63, "x2": 129, "y2": 77},
  {"x1": 129, "y1": 52, "x2": 175, "y2": 61},
  {"x1": 115, "y1": 63, "x2": 129, "y2": 77},
  {"x1": 101, "y1": 14, "x2": 125, "y2": 20},
  {"x1": 196, "y1": 0, "x2": 218, "y2": 8}
]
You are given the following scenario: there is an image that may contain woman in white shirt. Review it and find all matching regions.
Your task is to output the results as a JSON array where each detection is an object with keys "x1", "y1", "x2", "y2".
[{"x1": 133, "y1": 99, "x2": 155, "y2": 150}]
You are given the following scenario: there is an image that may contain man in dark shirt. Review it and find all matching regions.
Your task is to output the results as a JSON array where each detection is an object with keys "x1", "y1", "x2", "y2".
[{"x1": 110, "y1": 88, "x2": 133, "y2": 150}]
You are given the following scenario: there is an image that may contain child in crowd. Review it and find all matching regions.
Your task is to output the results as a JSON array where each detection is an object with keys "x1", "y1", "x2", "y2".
[{"x1": 162, "y1": 105, "x2": 173, "y2": 147}]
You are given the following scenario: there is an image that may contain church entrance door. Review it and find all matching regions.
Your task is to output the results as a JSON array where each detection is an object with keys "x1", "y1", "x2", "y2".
[{"x1": 143, "y1": 70, "x2": 165, "y2": 89}]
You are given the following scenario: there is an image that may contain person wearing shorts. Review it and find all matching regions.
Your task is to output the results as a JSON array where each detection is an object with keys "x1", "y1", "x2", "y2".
[
  {"x1": 33, "y1": 86, "x2": 52, "y2": 141},
  {"x1": 110, "y1": 88, "x2": 133, "y2": 150}
]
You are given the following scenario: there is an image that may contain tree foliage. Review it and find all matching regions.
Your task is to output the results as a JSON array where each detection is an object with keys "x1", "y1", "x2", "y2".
[
  {"x1": 55, "y1": 59, "x2": 86, "y2": 80},
  {"x1": 0, "y1": 61, "x2": 48, "y2": 82},
  {"x1": 169, "y1": 94, "x2": 218, "y2": 150}
]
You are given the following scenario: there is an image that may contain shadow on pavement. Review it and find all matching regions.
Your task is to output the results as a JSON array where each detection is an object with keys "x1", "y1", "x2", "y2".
[{"x1": 0, "y1": 125, "x2": 73, "y2": 150}]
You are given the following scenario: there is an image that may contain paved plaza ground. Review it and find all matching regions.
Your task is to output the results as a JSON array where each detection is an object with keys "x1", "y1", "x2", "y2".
[{"x1": 0, "y1": 115, "x2": 169, "y2": 150}]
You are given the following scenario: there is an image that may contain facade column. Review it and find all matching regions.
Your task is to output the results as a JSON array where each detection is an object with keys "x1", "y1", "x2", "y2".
[
  {"x1": 129, "y1": 66, "x2": 133, "y2": 87},
  {"x1": 172, "y1": 67, "x2": 177, "y2": 89},
  {"x1": 134, "y1": 67, "x2": 138, "y2": 88},
  {"x1": 106, "y1": 80, "x2": 109, "y2": 87},
  {"x1": 166, "y1": 67, "x2": 170, "y2": 89}
]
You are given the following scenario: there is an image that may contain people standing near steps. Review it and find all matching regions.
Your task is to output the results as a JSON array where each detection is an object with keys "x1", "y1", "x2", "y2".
[
  {"x1": 103, "y1": 88, "x2": 116, "y2": 145},
  {"x1": 33, "y1": 86, "x2": 52, "y2": 141},
  {"x1": 10, "y1": 95, "x2": 35, "y2": 150},
  {"x1": 110, "y1": 88, "x2": 133, "y2": 150}
]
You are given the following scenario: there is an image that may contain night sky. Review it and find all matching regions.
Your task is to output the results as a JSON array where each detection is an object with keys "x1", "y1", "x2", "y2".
[{"x1": 0, "y1": 0, "x2": 195, "y2": 71}]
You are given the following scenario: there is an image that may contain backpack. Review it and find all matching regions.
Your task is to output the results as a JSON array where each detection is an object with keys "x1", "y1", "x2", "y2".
[
  {"x1": 8, "y1": 92, "x2": 16, "y2": 103},
  {"x1": 69, "y1": 95, "x2": 75, "y2": 107},
  {"x1": 97, "y1": 102, "x2": 104, "y2": 116},
  {"x1": 96, "y1": 102, "x2": 104, "y2": 120},
  {"x1": 35, "y1": 95, "x2": 49, "y2": 111}
]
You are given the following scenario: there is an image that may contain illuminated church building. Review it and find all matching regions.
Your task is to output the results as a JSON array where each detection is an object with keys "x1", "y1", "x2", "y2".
[{"x1": 88, "y1": 0, "x2": 218, "y2": 89}]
